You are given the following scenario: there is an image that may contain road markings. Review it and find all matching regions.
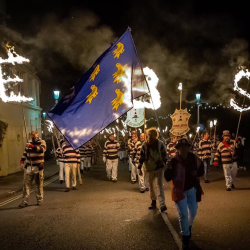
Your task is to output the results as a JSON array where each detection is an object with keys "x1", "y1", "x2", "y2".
[
  {"x1": 0, "y1": 176, "x2": 58, "y2": 207},
  {"x1": 161, "y1": 212, "x2": 182, "y2": 250}
]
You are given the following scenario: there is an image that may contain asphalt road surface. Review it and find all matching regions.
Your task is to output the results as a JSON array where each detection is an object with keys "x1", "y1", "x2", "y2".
[
  {"x1": 0, "y1": 161, "x2": 249, "y2": 250},
  {"x1": 0, "y1": 161, "x2": 177, "y2": 250}
]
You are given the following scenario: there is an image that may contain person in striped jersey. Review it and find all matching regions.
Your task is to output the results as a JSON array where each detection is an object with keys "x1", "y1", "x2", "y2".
[
  {"x1": 214, "y1": 130, "x2": 239, "y2": 191},
  {"x1": 61, "y1": 139, "x2": 81, "y2": 192},
  {"x1": 198, "y1": 132, "x2": 214, "y2": 183},
  {"x1": 103, "y1": 134, "x2": 120, "y2": 182},
  {"x1": 82, "y1": 141, "x2": 94, "y2": 171},
  {"x1": 127, "y1": 130, "x2": 137, "y2": 173},
  {"x1": 78, "y1": 145, "x2": 85, "y2": 172},
  {"x1": 134, "y1": 133, "x2": 149, "y2": 193},
  {"x1": 19, "y1": 131, "x2": 46, "y2": 208},
  {"x1": 56, "y1": 147, "x2": 65, "y2": 183}
]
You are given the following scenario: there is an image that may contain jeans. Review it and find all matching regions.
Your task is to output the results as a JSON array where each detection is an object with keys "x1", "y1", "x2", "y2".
[
  {"x1": 203, "y1": 158, "x2": 210, "y2": 180},
  {"x1": 222, "y1": 162, "x2": 238, "y2": 188},
  {"x1": 175, "y1": 187, "x2": 198, "y2": 236}
]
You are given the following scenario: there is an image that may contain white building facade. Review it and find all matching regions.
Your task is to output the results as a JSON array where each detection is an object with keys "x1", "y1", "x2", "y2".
[{"x1": 0, "y1": 23, "x2": 42, "y2": 176}]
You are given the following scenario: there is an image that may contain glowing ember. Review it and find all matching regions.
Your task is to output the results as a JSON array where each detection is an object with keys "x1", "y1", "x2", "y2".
[{"x1": 0, "y1": 43, "x2": 33, "y2": 103}]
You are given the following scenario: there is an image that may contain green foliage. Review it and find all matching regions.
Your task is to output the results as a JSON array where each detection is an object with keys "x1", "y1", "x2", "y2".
[{"x1": 0, "y1": 120, "x2": 8, "y2": 147}]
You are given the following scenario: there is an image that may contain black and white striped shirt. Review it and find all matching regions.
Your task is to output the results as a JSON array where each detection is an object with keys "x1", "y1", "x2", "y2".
[{"x1": 103, "y1": 139, "x2": 120, "y2": 160}]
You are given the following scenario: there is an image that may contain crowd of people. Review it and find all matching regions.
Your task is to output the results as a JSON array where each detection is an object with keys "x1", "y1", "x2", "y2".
[{"x1": 17, "y1": 127, "x2": 247, "y2": 249}]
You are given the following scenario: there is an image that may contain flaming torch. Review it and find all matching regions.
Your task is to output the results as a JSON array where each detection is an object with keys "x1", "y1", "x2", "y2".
[
  {"x1": 192, "y1": 126, "x2": 200, "y2": 147},
  {"x1": 213, "y1": 120, "x2": 217, "y2": 144},
  {"x1": 230, "y1": 68, "x2": 250, "y2": 144}
]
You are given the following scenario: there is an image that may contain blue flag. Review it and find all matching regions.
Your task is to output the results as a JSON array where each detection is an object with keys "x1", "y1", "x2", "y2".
[{"x1": 48, "y1": 28, "x2": 149, "y2": 149}]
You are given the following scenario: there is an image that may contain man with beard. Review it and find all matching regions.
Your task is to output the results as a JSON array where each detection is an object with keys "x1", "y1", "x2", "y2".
[
  {"x1": 19, "y1": 131, "x2": 46, "y2": 208},
  {"x1": 138, "y1": 127, "x2": 167, "y2": 212},
  {"x1": 214, "y1": 130, "x2": 238, "y2": 191}
]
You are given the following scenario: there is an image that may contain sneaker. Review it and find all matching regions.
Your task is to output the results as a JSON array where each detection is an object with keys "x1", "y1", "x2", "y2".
[
  {"x1": 72, "y1": 187, "x2": 77, "y2": 190},
  {"x1": 148, "y1": 200, "x2": 157, "y2": 210},
  {"x1": 226, "y1": 188, "x2": 231, "y2": 191},
  {"x1": 65, "y1": 188, "x2": 70, "y2": 192},
  {"x1": 205, "y1": 179, "x2": 210, "y2": 183},
  {"x1": 231, "y1": 184, "x2": 235, "y2": 189},
  {"x1": 160, "y1": 205, "x2": 167, "y2": 212},
  {"x1": 18, "y1": 203, "x2": 28, "y2": 209},
  {"x1": 37, "y1": 201, "x2": 43, "y2": 206},
  {"x1": 140, "y1": 190, "x2": 145, "y2": 193},
  {"x1": 60, "y1": 180, "x2": 63, "y2": 184}
]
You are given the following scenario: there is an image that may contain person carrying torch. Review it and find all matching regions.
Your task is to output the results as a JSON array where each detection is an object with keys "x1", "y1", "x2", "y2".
[{"x1": 19, "y1": 131, "x2": 47, "y2": 208}]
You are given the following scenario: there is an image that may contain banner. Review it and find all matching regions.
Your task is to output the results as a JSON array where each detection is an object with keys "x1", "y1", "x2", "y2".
[
  {"x1": 125, "y1": 108, "x2": 144, "y2": 128},
  {"x1": 170, "y1": 108, "x2": 191, "y2": 136}
]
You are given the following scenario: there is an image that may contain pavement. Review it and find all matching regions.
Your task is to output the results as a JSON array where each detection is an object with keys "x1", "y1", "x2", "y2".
[
  {"x1": 0, "y1": 159, "x2": 250, "y2": 250},
  {"x1": 0, "y1": 159, "x2": 177, "y2": 250},
  {"x1": 0, "y1": 159, "x2": 59, "y2": 200}
]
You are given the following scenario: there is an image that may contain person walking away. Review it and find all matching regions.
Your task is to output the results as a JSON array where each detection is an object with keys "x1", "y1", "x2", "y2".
[
  {"x1": 138, "y1": 127, "x2": 167, "y2": 212},
  {"x1": 103, "y1": 134, "x2": 120, "y2": 182},
  {"x1": 214, "y1": 130, "x2": 239, "y2": 191},
  {"x1": 135, "y1": 133, "x2": 149, "y2": 193},
  {"x1": 130, "y1": 136, "x2": 139, "y2": 184},
  {"x1": 56, "y1": 146, "x2": 65, "y2": 183},
  {"x1": 61, "y1": 139, "x2": 81, "y2": 192},
  {"x1": 198, "y1": 131, "x2": 214, "y2": 183},
  {"x1": 19, "y1": 131, "x2": 46, "y2": 208},
  {"x1": 165, "y1": 138, "x2": 204, "y2": 249}
]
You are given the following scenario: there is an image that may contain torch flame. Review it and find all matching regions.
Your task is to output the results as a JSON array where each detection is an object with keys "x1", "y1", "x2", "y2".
[{"x1": 0, "y1": 43, "x2": 33, "y2": 103}]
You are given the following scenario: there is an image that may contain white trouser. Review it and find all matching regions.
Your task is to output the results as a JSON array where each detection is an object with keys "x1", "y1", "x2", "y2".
[
  {"x1": 106, "y1": 159, "x2": 118, "y2": 181},
  {"x1": 129, "y1": 157, "x2": 137, "y2": 181},
  {"x1": 128, "y1": 155, "x2": 133, "y2": 171},
  {"x1": 148, "y1": 168, "x2": 166, "y2": 208},
  {"x1": 84, "y1": 157, "x2": 91, "y2": 169},
  {"x1": 80, "y1": 157, "x2": 84, "y2": 170},
  {"x1": 222, "y1": 162, "x2": 238, "y2": 188},
  {"x1": 59, "y1": 161, "x2": 65, "y2": 181},
  {"x1": 65, "y1": 163, "x2": 77, "y2": 188},
  {"x1": 137, "y1": 164, "x2": 149, "y2": 191}
]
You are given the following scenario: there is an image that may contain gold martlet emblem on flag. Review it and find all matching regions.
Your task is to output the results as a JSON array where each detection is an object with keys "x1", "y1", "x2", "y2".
[
  {"x1": 89, "y1": 65, "x2": 100, "y2": 82},
  {"x1": 113, "y1": 63, "x2": 125, "y2": 84},
  {"x1": 113, "y1": 42, "x2": 125, "y2": 59},
  {"x1": 86, "y1": 85, "x2": 98, "y2": 104},
  {"x1": 111, "y1": 89, "x2": 124, "y2": 110}
]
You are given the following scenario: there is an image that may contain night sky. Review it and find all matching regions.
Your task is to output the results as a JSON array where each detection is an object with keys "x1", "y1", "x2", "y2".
[{"x1": 5, "y1": 0, "x2": 250, "y2": 139}]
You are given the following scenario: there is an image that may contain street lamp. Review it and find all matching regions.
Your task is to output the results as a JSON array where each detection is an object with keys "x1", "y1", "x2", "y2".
[
  {"x1": 196, "y1": 93, "x2": 201, "y2": 135},
  {"x1": 53, "y1": 90, "x2": 60, "y2": 104}
]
